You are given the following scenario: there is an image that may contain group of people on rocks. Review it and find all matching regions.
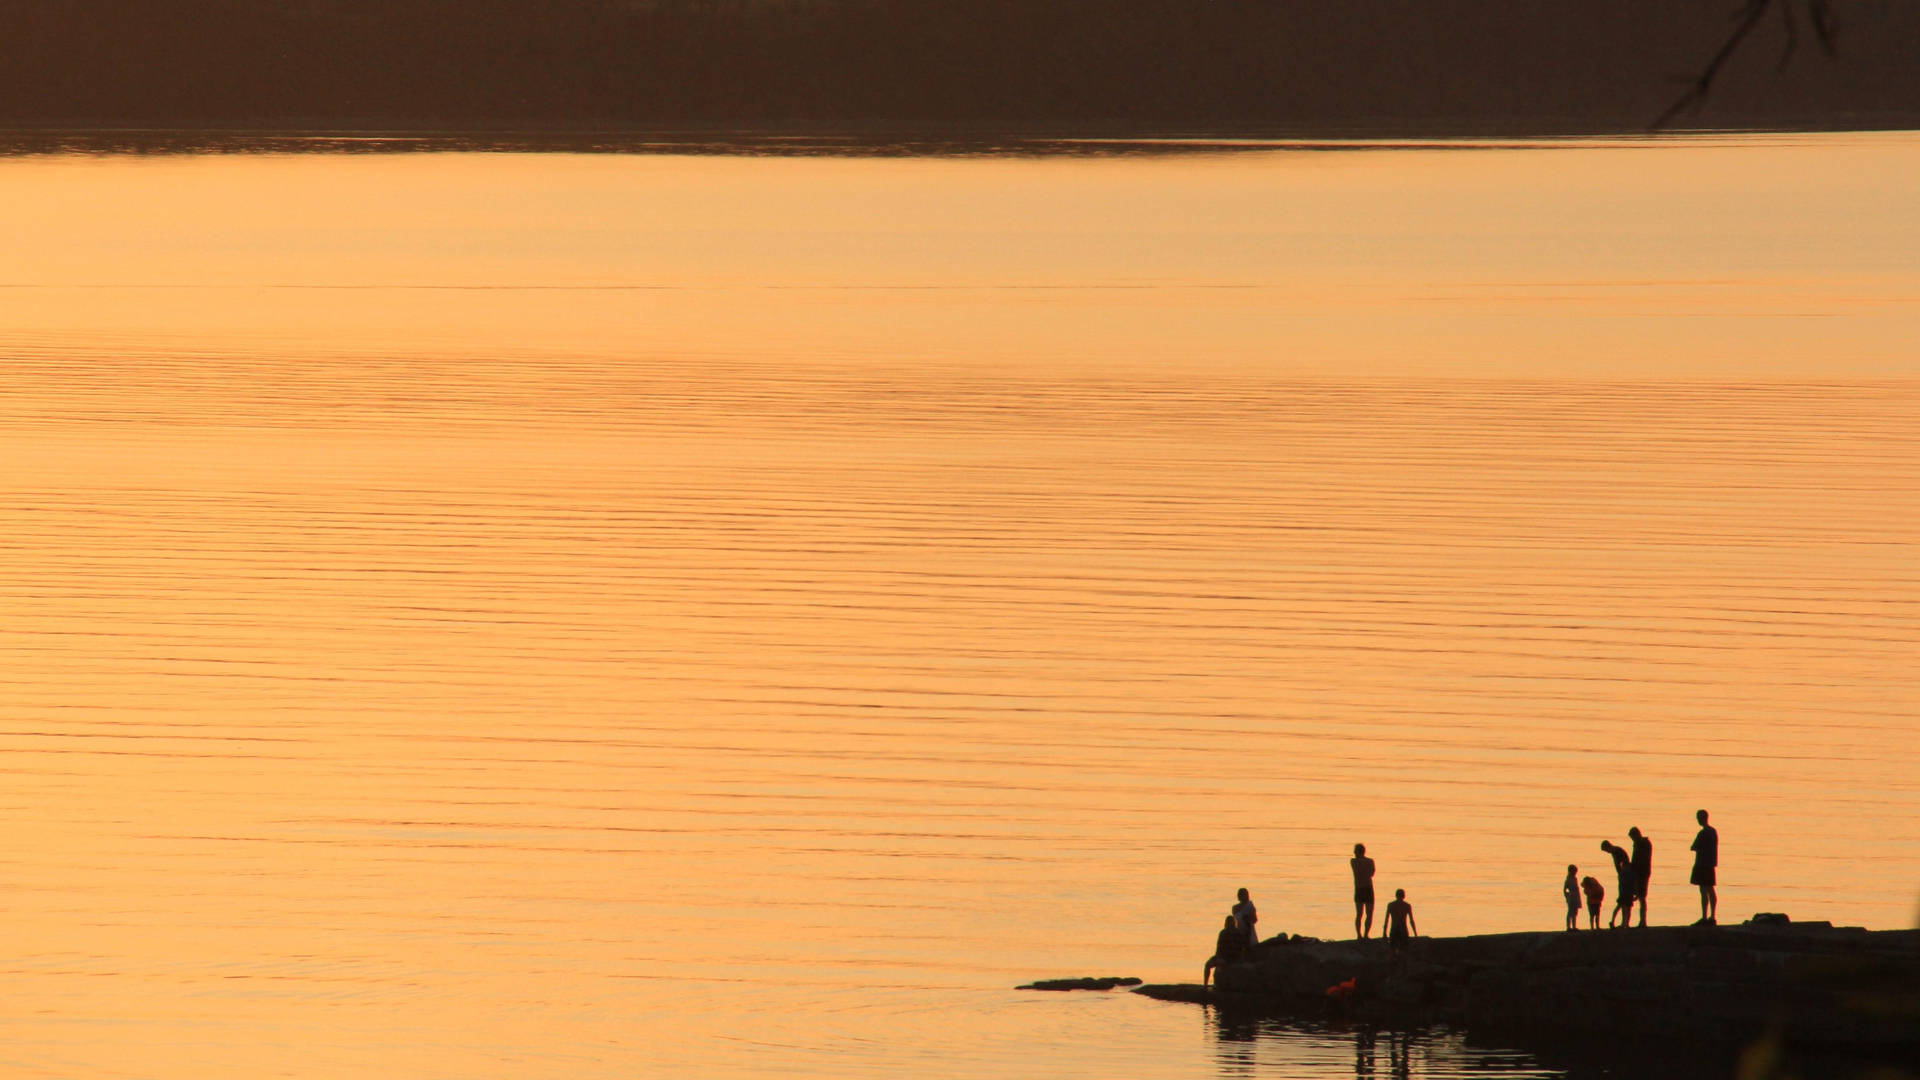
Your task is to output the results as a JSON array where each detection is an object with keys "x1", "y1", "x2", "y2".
[
  {"x1": 1203, "y1": 809, "x2": 1721, "y2": 986},
  {"x1": 1203, "y1": 844, "x2": 1416, "y2": 986},
  {"x1": 1563, "y1": 809, "x2": 1719, "y2": 931}
]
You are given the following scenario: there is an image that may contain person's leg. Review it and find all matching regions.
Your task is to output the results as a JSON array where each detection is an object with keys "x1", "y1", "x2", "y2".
[
  {"x1": 1355, "y1": 901, "x2": 1362, "y2": 939},
  {"x1": 1636, "y1": 891, "x2": 1648, "y2": 927},
  {"x1": 1698, "y1": 884, "x2": 1709, "y2": 922},
  {"x1": 1706, "y1": 885, "x2": 1717, "y2": 921},
  {"x1": 1364, "y1": 898, "x2": 1374, "y2": 938}
]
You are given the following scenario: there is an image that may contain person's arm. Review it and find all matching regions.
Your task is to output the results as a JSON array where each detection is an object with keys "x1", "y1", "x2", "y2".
[{"x1": 1409, "y1": 909, "x2": 1418, "y2": 937}]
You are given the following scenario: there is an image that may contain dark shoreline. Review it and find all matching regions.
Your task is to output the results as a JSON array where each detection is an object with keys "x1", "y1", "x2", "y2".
[
  {"x1": 6, "y1": 2, "x2": 1919, "y2": 141},
  {"x1": 0, "y1": 124, "x2": 1909, "y2": 159},
  {"x1": 1128, "y1": 920, "x2": 1920, "y2": 1074}
]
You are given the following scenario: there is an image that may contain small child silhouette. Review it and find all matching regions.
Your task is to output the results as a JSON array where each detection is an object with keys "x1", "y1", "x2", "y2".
[{"x1": 1580, "y1": 874, "x2": 1604, "y2": 930}]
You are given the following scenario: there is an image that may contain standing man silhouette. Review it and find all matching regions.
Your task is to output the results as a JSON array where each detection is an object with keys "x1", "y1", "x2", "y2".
[
  {"x1": 1384, "y1": 888, "x2": 1417, "y2": 975},
  {"x1": 1690, "y1": 809, "x2": 1719, "y2": 925},
  {"x1": 1563, "y1": 864, "x2": 1581, "y2": 931},
  {"x1": 1351, "y1": 844, "x2": 1377, "y2": 939},
  {"x1": 1628, "y1": 827, "x2": 1652, "y2": 928}
]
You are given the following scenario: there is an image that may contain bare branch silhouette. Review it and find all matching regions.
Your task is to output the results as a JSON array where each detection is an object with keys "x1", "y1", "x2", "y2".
[{"x1": 1654, "y1": 0, "x2": 1840, "y2": 129}]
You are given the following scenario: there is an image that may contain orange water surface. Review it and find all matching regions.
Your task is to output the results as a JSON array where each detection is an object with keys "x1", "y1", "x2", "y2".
[{"x1": 0, "y1": 134, "x2": 1914, "y2": 1078}]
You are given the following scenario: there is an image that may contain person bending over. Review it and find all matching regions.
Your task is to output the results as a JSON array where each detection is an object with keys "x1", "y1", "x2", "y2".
[
  {"x1": 1600, "y1": 840, "x2": 1634, "y2": 929},
  {"x1": 1580, "y1": 873, "x2": 1604, "y2": 930}
]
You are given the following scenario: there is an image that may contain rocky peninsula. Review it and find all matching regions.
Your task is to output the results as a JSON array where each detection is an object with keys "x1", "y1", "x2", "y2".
[
  {"x1": 1028, "y1": 917, "x2": 1920, "y2": 1066},
  {"x1": 1141, "y1": 917, "x2": 1920, "y2": 1062}
]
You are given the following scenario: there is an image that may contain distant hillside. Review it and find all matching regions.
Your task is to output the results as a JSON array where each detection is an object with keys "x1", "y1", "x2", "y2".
[{"x1": 1, "y1": 0, "x2": 1915, "y2": 134}]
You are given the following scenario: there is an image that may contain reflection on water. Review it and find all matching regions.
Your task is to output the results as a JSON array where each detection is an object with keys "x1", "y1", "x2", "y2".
[
  {"x1": 1210, "y1": 1016, "x2": 1559, "y2": 1080},
  {"x1": 0, "y1": 135, "x2": 1914, "y2": 1079}
]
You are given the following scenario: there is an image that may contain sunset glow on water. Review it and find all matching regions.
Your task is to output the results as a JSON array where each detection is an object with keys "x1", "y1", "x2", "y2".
[{"x1": 0, "y1": 134, "x2": 1915, "y2": 1078}]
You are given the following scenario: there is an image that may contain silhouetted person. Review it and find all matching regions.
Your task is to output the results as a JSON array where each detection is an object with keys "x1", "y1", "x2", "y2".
[
  {"x1": 1629, "y1": 827, "x2": 1652, "y2": 927},
  {"x1": 1231, "y1": 887, "x2": 1258, "y2": 947},
  {"x1": 1600, "y1": 840, "x2": 1633, "y2": 928},
  {"x1": 1204, "y1": 914, "x2": 1245, "y2": 986},
  {"x1": 1384, "y1": 888, "x2": 1417, "y2": 975},
  {"x1": 1580, "y1": 873, "x2": 1604, "y2": 930},
  {"x1": 1690, "y1": 808, "x2": 1719, "y2": 925},
  {"x1": 1563, "y1": 864, "x2": 1581, "y2": 930},
  {"x1": 1352, "y1": 843, "x2": 1377, "y2": 939}
]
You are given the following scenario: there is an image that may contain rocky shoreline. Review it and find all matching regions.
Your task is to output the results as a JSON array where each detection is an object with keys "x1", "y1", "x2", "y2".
[
  {"x1": 1156, "y1": 919, "x2": 1919, "y2": 1060},
  {"x1": 1027, "y1": 917, "x2": 1920, "y2": 1066}
]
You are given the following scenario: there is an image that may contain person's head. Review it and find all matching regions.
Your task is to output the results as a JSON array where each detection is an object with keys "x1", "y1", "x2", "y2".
[
  {"x1": 1629, "y1": 827, "x2": 1642, "y2": 840},
  {"x1": 1567, "y1": 863, "x2": 1577, "y2": 874},
  {"x1": 1697, "y1": 809, "x2": 1709, "y2": 825},
  {"x1": 1354, "y1": 843, "x2": 1365, "y2": 856},
  {"x1": 1394, "y1": 888, "x2": 1406, "y2": 900},
  {"x1": 1237, "y1": 887, "x2": 1249, "y2": 902},
  {"x1": 1599, "y1": 840, "x2": 1609, "y2": 851},
  {"x1": 1223, "y1": 915, "x2": 1238, "y2": 930}
]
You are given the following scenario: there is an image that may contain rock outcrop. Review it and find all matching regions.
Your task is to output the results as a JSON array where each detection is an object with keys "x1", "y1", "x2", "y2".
[
  {"x1": 1016, "y1": 976, "x2": 1143, "y2": 991},
  {"x1": 1133, "y1": 919, "x2": 1920, "y2": 1059}
]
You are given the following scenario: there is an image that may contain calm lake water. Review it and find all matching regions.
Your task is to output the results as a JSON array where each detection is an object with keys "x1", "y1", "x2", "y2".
[{"x1": 0, "y1": 134, "x2": 1915, "y2": 1079}]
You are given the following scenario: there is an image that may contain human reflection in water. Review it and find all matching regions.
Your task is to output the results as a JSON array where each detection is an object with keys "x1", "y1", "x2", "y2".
[
  {"x1": 1382, "y1": 1028, "x2": 1414, "y2": 1080},
  {"x1": 1210, "y1": 1018, "x2": 1543, "y2": 1079},
  {"x1": 1352, "y1": 1027, "x2": 1413, "y2": 1080},
  {"x1": 1205, "y1": 1009, "x2": 1260, "y2": 1079}
]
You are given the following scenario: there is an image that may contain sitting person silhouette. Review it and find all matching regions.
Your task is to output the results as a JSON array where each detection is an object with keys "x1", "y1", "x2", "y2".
[
  {"x1": 1563, "y1": 864, "x2": 1581, "y2": 931},
  {"x1": 1580, "y1": 873, "x2": 1604, "y2": 930},
  {"x1": 1231, "y1": 887, "x2": 1258, "y2": 947},
  {"x1": 1204, "y1": 914, "x2": 1246, "y2": 987}
]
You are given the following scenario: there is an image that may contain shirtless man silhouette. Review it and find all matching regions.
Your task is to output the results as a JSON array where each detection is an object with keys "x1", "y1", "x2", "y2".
[
  {"x1": 1384, "y1": 888, "x2": 1417, "y2": 975},
  {"x1": 1690, "y1": 809, "x2": 1719, "y2": 925},
  {"x1": 1351, "y1": 844, "x2": 1377, "y2": 939}
]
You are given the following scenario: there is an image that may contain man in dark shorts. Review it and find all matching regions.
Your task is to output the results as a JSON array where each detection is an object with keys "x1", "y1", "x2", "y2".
[
  {"x1": 1204, "y1": 914, "x2": 1245, "y2": 987},
  {"x1": 1351, "y1": 843, "x2": 1377, "y2": 939},
  {"x1": 1384, "y1": 888, "x2": 1417, "y2": 975},
  {"x1": 1628, "y1": 827, "x2": 1652, "y2": 928},
  {"x1": 1690, "y1": 809, "x2": 1719, "y2": 925},
  {"x1": 1600, "y1": 840, "x2": 1633, "y2": 928}
]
